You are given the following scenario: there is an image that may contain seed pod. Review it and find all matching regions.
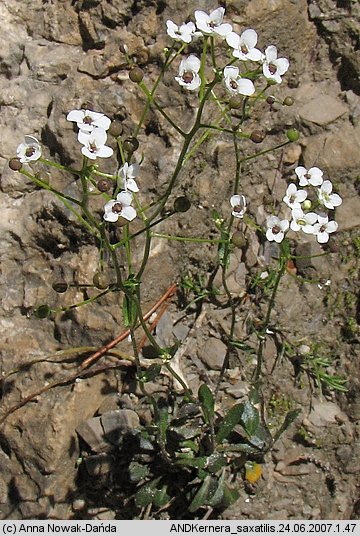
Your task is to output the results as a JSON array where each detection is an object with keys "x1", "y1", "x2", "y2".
[
  {"x1": 34, "y1": 304, "x2": 51, "y2": 319},
  {"x1": 228, "y1": 95, "x2": 243, "y2": 109},
  {"x1": 9, "y1": 158, "x2": 22, "y2": 171},
  {"x1": 109, "y1": 121, "x2": 123, "y2": 138},
  {"x1": 231, "y1": 231, "x2": 247, "y2": 249},
  {"x1": 250, "y1": 130, "x2": 266, "y2": 143},
  {"x1": 283, "y1": 96, "x2": 294, "y2": 106},
  {"x1": 93, "y1": 271, "x2": 110, "y2": 290},
  {"x1": 97, "y1": 178, "x2": 112, "y2": 192},
  {"x1": 123, "y1": 137, "x2": 139, "y2": 153},
  {"x1": 174, "y1": 196, "x2": 191, "y2": 213},
  {"x1": 286, "y1": 128, "x2": 300, "y2": 142},
  {"x1": 81, "y1": 101, "x2": 94, "y2": 111},
  {"x1": 129, "y1": 66, "x2": 144, "y2": 83},
  {"x1": 52, "y1": 281, "x2": 68, "y2": 293}
]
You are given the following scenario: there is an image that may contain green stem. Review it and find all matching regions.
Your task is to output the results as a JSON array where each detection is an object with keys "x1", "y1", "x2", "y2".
[
  {"x1": 39, "y1": 158, "x2": 82, "y2": 176},
  {"x1": 20, "y1": 169, "x2": 99, "y2": 237},
  {"x1": 254, "y1": 252, "x2": 287, "y2": 381},
  {"x1": 52, "y1": 288, "x2": 113, "y2": 313},
  {"x1": 152, "y1": 232, "x2": 227, "y2": 245}
]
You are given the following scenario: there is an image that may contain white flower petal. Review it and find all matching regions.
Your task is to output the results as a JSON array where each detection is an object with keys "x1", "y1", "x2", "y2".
[
  {"x1": 226, "y1": 32, "x2": 240, "y2": 49},
  {"x1": 236, "y1": 78, "x2": 255, "y2": 96},
  {"x1": 103, "y1": 211, "x2": 119, "y2": 223},
  {"x1": 210, "y1": 7, "x2": 225, "y2": 25},
  {"x1": 116, "y1": 191, "x2": 133, "y2": 206},
  {"x1": 81, "y1": 147, "x2": 97, "y2": 160},
  {"x1": 67, "y1": 110, "x2": 84, "y2": 122},
  {"x1": 213, "y1": 23, "x2": 232, "y2": 37},
  {"x1": 317, "y1": 231, "x2": 329, "y2": 244},
  {"x1": 96, "y1": 145, "x2": 113, "y2": 158},
  {"x1": 183, "y1": 54, "x2": 201, "y2": 73},
  {"x1": 121, "y1": 206, "x2": 137, "y2": 221},
  {"x1": 274, "y1": 58, "x2": 289, "y2": 75},
  {"x1": 125, "y1": 178, "x2": 139, "y2": 192},
  {"x1": 242, "y1": 29, "x2": 258, "y2": 49},
  {"x1": 321, "y1": 180, "x2": 333, "y2": 194},
  {"x1": 224, "y1": 66, "x2": 239, "y2": 79},
  {"x1": 246, "y1": 48, "x2": 264, "y2": 62},
  {"x1": 265, "y1": 45, "x2": 278, "y2": 62}
]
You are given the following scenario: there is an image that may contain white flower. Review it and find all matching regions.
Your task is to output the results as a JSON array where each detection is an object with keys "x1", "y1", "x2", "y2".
[
  {"x1": 283, "y1": 183, "x2": 307, "y2": 209},
  {"x1": 223, "y1": 66, "x2": 255, "y2": 96},
  {"x1": 103, "y1": 191, "x2": 137, "y2": 222},
  {"x1": 295, "y1": 166, "x2": 323, "y2": 187},
  {"x1": 226, "y1": 29, "x2": 264, "y2": 62},
  {"x1": 16, "y1": 135, "x2": 42, "y2": 163},
  {"x1": 166, "y1": 20, "x2": 197, "y2": 43},
  {"x1": 230, "y1": 194, "x2": 247, "y2": 218},
  {"x1": 67, "y1": 109, "x2": 111, "y2": 132},
  {"x1": 266, "y1": 215, "x2": 289, "y2": 243},
  {"x1": 78, "y1": 128, "x2": 113, "y2": 160},
  {"x1": 175, "y1": 55, "x2": 201, "y2": 91},
  {"x1": 262, "y1": 45, "x2": 289, "y2": 84},
  {"x1": 290, "y1": 208, "x2": 318, "y2": 233},
  {"x1": 317, "y1": 180, "x2": 342, "y2": 209},
  {"x1": 194, "y1": 7, "x2": 232, "y2": 37},
  {"x1": 313, "y1": 214, "x2": 338, "y2": 243},
  {"x1": 118, "y1": 162, "x2": 140, "y2": 193}
]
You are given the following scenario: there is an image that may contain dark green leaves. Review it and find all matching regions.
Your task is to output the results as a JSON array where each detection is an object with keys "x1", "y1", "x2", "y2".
[
  {"x1": 216, "y1": 403, "x2": 244, "y2": 444},
  {"x1": 198, "y1": 384, "x2": 214, "y2": 426}
]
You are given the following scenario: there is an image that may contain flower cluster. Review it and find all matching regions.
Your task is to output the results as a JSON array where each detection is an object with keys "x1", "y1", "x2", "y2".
[
  {"x1": 103, "y1": 162, "x2": 140, "y2": 223},
  {"x1": 67, "y1": 109, "x2": 113, "y2": 160},
  {"x1": 166, "y1": 7, "x2": 289, "y2": 93},
  {"x1": 266, "y1": 166, "x2": 342, "y2": 244}
]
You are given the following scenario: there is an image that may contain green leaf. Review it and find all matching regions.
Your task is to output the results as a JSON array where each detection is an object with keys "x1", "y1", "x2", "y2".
[
  {"x1": 134, "y1": 482, "x2": 156, "y2": 508},
  {"x1": 216, "y1": 403, "x2": 244, "y2": 444},
  {"x1": 273, "y1": 408, "x2": 301, "y2": 443},
  {"x1": 208, "y1": 471, "x2": 226, "y2": 507},
  {"x1": 122, "y1": 294, "x2": 137, "y2": 327},
  {"x1": 222, "y1": 483, "x2": 240, "y2": 508},
  {"x1": 205, "y1": 452, "x2": 227, "y2": 474},
  {"x1": 230, "y1": 340, "x2": 255, "y2": 352},
  {"x1": 140, "y1": 364, "x2": 162, "y2": 383},
  {"x1": 189, "y1": 475, "x2": 216, "y2": 513},
  {"x1": 153, "y1": 485, "x2": 170, "y2": 508},
  {"x1": 128, "y1": 461, "x2": 149, "y2": 483},
  {"x1": 240, "y1": 401, "x2": 260, "y2": 438},
  {"x1": 198, "y1": 384, "x2": 214, "y2": 425},
  {"x1": 175, "y1": 456, "x2": 207, "y2": 469}
]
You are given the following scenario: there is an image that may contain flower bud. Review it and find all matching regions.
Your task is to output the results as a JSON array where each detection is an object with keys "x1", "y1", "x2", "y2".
[
  {"x1": 34, "y1": 304, "x2": 51, "y2": 319},
  {"x1": 283, "y1": 96, "x2": 294, "y2": 106},
  {"x1": 231, "y1": 231, "x2": 247, "y2": 249},
  {"x1": 123, "y1": 137, "x2": 139, "y2": 153},
  {"x1": 52, "y1": 281, "x2": 68, "y2": 293},
  {"x1": 286, "y1": 128, "x2": 300, "y2": 142},
  {"x1": 228, "y1": 96, "x2": 243, "y2": 109},
  {"x1": 174, "y1": 196, "x2": 191, "y2": 213},
  {"x1": 108, "y1": 121, "x2": 123, "y2": 138},
  {"x1": 129, "y1": 66, "x2": 144, "y2": 83},
  {"x1": 9, "y1": 158, "x2": 22, "y2": 171},
  {"x1": 266, "y1": 96, "x2": 275, "y2": 105},
  {"x1": 250, "y1": 130, "x2": 266, "y2": 143},
  {"x1": 93, "y1": 271, "x2": 110, "y2": 290},
  {"x1": 119, "y1": 43, "x2": 129, "y2": 54},
  {"x1": 81, "y1": 101, "x2": 94, "y2": 111},
  {"x1": 97, "y1": 178, "x2": 112, "y2": 192},
  {"x1": 302, "y1": 199, "x2": 312, "y2": 210}
]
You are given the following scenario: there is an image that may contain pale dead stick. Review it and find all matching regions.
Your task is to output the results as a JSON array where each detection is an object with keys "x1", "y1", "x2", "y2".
[{"x1": 79, "y1": 283, "x2": 177, "y2": 370}]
